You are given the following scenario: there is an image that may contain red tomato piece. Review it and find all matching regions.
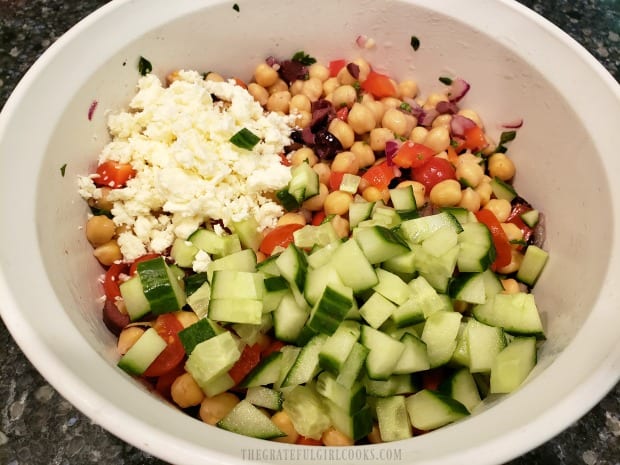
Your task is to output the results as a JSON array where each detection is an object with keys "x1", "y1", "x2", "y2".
[
  {"x1": 228, "y1": 343, "x2": 262, "y2": 385},
  {"x1": 94, "y1": 161, "x2": 136, "y2": 188},
  {"x1": 311, "y1": 211, "x2": 327, "y2": 226},
  {"x1": 103, "y1": 262, "x2": 128, "y2": 302},
  {"x1": 143, "y1": 314, "x2": 186, "y2": 378},
  {"x1": 129, "y1": 253, "x2": 161, "y2": 276},
  {"x1": 296, "y1": 436, "x2": 323, "y2": 446},
  {"x1": 361, "y1": 161, "x2": 396, "y2": 190},
  {"x1": 391, "y1": 141, "x2": 436, "y2": 169},
  {"x1": 154, "y1": 362, "x2": 186, "y2": 401},
  {"x1": 328, "y1": 59, "x2": 346, "y2": 77},
  {"x1": 279, "y1": 152, "x2": 291, "y2": 166},
  {"x1": 259, "y1": 223, "x2": 304, "y2": 256},
  {"x1": 361, "y1": 70, "x2": 397, "y2": 99},
  {"x1": 411, "y1": 157, "x2": 456, "y2": 192},
  {"x1": 475, "y1": 209, "x2": 512, "y2": 270},
  {"x1": 329, "y1": 171, "x2": 346, "y2": 192},
  {"x1": 262, "y1": 340, "x2": 286, "y2": 357},
  {"x1": 421, "y1": 368, "x2": 447, "y2": 391},
  {"x1": 506, "y1": 203, "x2": 534, "y2": 244},
  {"x1": 462, "y1": 125, "x2": 488, "y2": 152},
  {"x1": 335, "y1": 106, "x2": 349, "y2": 121}
]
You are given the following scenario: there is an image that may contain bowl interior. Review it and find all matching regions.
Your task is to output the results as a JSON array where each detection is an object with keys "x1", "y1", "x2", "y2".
[{"x1": 1, "y1": 0, "x2": 619, "y2": 464}]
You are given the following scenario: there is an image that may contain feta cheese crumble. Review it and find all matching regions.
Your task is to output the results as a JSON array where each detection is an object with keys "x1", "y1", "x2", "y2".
[{"x1": 79, "y1": 70, "x2": 296, "y2": 261}]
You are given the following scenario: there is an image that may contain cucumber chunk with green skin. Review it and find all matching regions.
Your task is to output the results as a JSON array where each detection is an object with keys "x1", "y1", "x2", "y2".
[
  {"x1": 364, "y1": 374, "x2": 416, "y2": 397},
  {"x1": 316, "y1": 371, "x2": 367, "y2": 414},
  {"x1": 466, "y1": 319, "x2": 507, "y2": 373},
  {"x1": 306, "y1": 285, "x2": 353, "y2": 335},
  {"x1": 398, "y1": 211, "x2": 463, "y2": 244},
  {"x1": 318, "y1": 320, "x2": 360, "y2": 374},
  {"x1": 353, "y1": 225, "x2": 410, "y2": 264},
  {"x1": 119, "y1": 275, "x2": 151, "y2": 321},
  {"x1": 202, "y1": 372, "x2": 236, "y2": 397},
  {"x1": 281, "y1": 334, "x2": 328, "y2": 387},
  {"x1": 273, "y1": 292, "x2": 309, "y2": 344},
  {"x1": 457, "y1": 221, "x2": 495, "y2": 273},
  {"x1": 335, "y1": 342, "x2": 369, "y2": 389},
  {"x1": 361, "y1": 325, "x2": 406, "y2": 380},
  {"x1": 439, "y1": 367, "x2": 482, "y2": 413},
  {"x1": 136, "y1": 256, "x2": 186, "y2": 315},
  {"x1": 117, "y1": 327, "x2": 167, "y2": 376},
  {"x1": 490, "y1": 177, "x2": 517, "y2": 202},
  {"x1": 230, "y1": 216, "x2": 263, "y2": 252},
  {"x1": 170, "y1": 237, "x2": 199, "y2": 268},
  {"x1": 206, "y1": 248, "x2": 257, "y2": 282},
  {"x1": 186, "y1": 281, "x2": 211, "y2": 318},
  {"x1": 375, "y1": 395, "x2": 413, "y2": 442},
  {"x1": 282, "y1": 385, "x2": 331, "y2": 440},
  {"x1": 516, "y1": 245, "x2": 549, "y2": 287},
  {"x1": 324, "y1": 399, "x2": 374, "y2": 441},
  {"x1": 177, "y1": 317, "x2": 218, "y2": 355},
  {"x1": 473, "y1": 292, "x2": 544, "y2": 337},
  {"x1": 372, "y1": 268, "x2": 413, "y2": 305},
  {"x1": 217, "y1": 400, "x2": 285, "y2": 439},
  {"x1": 331, "y1": 238, "x2": 378, "y2": 292},
  {"x1": 245, "y1": 386, "x2": 283, "y2": 411},
  {"x1": 359, "y1": 292, "x2": 397, "y2": 329},
  {"x1": 208, "y1": 298, "x2": 263, "y2": 325},
  {"x1": 276, "y1": 243, "x2": 308, "y2": 291},
  {"x1": 239, "y1": 351, "x2": 284, "y2": 388},
  {"x1": 389, "y1": 185, "x2": 417, "y2": 211},
  {"x1": 421, "y1": 311, "x2": 462, "y2": 368},
  {"x1": 490, "y1": 337, "x2": 537, "y2": 394},
  {"x1": 349, "y1": 201, "x2": 375, "y2": 230},
  {"x1": 210, "y1": 270, "x2": 264, "y2": 300},
  {"x1": 448, "y1": 272, "x2": 487, "y2": 304},
  {"x1": 405, "y1": 389, "x2": 469, "y2": 431},
  {"x1": 184, "y1": 331, "x2": 241, "y2": 388},
  {"x1": 392, "y1": 333, "x2": 430, "y2": 374},
  {"x1": 190, "y1": 228, "x2": 242, "y2": 258}
]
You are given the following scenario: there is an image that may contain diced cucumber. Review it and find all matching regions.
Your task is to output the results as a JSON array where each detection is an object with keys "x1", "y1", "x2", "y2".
[
  {"x1": 336, "y1": 342, "x2": 369, "y2": 389},
  {"x1": 331, "y1": 238, "x2": 378, "y2": 293},
  {"x1": 177, "y1": 317, "x2": 218, "y2": 355},
  {"x1": 170, "y1": 237, "x2": 199, "y2": 268},
  {"x1": 398, "y1": 211, "x2": 463, "y2": 245},
  {"x1": 262, "y1": 276, "x2": 289, "y2": 313},
  {"x1": 306, "y1": 286, "x2": 353, "y2": 335},
  {"x1": 466, "y1": 319, "x2": 507, "y2": 373},
  {"x1": 117, "y1": 327, "x2": 167, "y2": 375},
  {"x1": 381, "y1": 250, "x2": 417, "y2": 281},
  {"x1": 413, "y1": 243, "x2": 460, "y2": 293},
  {"x1": 375, "y1": 395, "x2": 413, "y2": 442},
  {"x1": 490, "y1": 177, "x2": 517, "y2": 202},
  {"x1": 360, "y1": 325, "x2": 406, "y2": 380},
  {"x1": 516, "y1": 245, "x2": 549, "y2": 287},
  {"x1": 256, "y1": 253, "x2": 281, "y2": 277},
  {"x1": 293, "y1": 222, "x2": 340, "y2": 249},
  {"x1": 184, "y1": 272, "x2": 209, "y2": 296},
  {"x1": 353, "y1": 225, "x2": 410, "y2": 265},
  {"x1": 324, "y1": 399, "x2": 374, "y2": 441},
  {"x1": 421, "y1": 311, "x2": 462, "y2": 368},
  {"x1": 373, "y1": 268, "x2": 413, "y2": 305},
  {"x1": 457, "y1": 221, "x2": 495, "y2": 272},
  {"x1": 217, "y1": 400, "x2": 285, "y2": 439},
  {"x1": 275, "y1": 243, "x2": 308, "y2": 291},
  {"x1": 448, "y1": 272, "x2": 487, "y2": 304},
  {"x1": 274, "y1": 346, "x2": 301, "y2": 390},
  {"x1": 282, "y1": 385, "x2": 331, "y2": 440},
  {"x1": 316, "y1": 371, "x2": 366, "y2": 414},
  {"x1": 318, "y1": 320, "x2": 360, "y2": 374},
  {"x1": 520, "y1": 209, "x2": 540, "y2": 228},
  {"x1": 190, "y1": 228, "x2": 242, "y2": 258},
  {"x1": 245, "y1": 386, "x2": 283, "y2": 411},
  {"x1": 359, "y1": 292, "x2": 397, "y2": 329},
  {"x1": 186, "y1": 281, "x2": 211, "y2": 318},
  {"x1": 306, "y1": 240, "x2": 341, "y2": 269},
  {"x1": 239, "y1": 351, "x2": 284, "y2": 388},
  {"x1": 439, "y1": 367, "x2": 482, "y2": 413},
  {"x1": 208, "y1": 299, "x2": 263, "y2": 325},
  {"x1": 273, "y1": 291, "x2": 309, "y2": 344},
  {"x1": 339, "y1": 173, "x2": 361, "y2": 193},
  {"x1": 201, "y1": 372, "x2": 236, "y2": 397},
  {"x1": 363, "y1": 374, "x2": 416, "y2": 397},
  {"x1": 230, "y1": 217, "x2": 262, "y2": 252},
  {"x1": 405, "y1": 389, "x2": 469, "y2": 431},
  {"x1": 440, "y1": 207, "x2": 471, "y2": 226},
  {"x1": 210, "y1": 270, "x2": 263, "y2": 300},
  {"x1": 232, "y1": 313, "x2": 272, "y2": 345},
  {"x1": 119, "y1": 275, "x2": 151, "y2": 321},
  {"x1": 185, "y1": 331, "x2": 241, "y2": 388},
  {"x1": 473, "y1": 292, "x2": 544, "y2": 337},
  {"x1": 206, "y1": 248, "x2": 257, "y2": 282},
  {"x1": 303, "y1": 263, "x2": 345, "y2": 306},
  {"x1": 389, "y1": 185, "x2": 417, "y2": 211},
  {"x1": 392, "y1": 333, "x2": 430, "y2": 374},
  {"x1": 281, "y1": 334, "x2": 328, "y2": 387},
  {"x1": 136, "y1": 256, "x2": 187, "y2": 315},
  {"x1": 288, "y1": 162, "x2": 320, "y2": 203},
  {"x1": 421, "y1": 226, "x2": 459, "y2": 258},
  {"x1": 490, "y1": 337, "x2": 537, "y2": 394},
  {"x1": 349, "y1": 201, "x2": 375, "y2": 230}
]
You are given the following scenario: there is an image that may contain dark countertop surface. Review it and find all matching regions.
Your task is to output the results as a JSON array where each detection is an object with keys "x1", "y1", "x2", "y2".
[{"x1": 0, "y1": 1, "x2": 619, "y2": 464}]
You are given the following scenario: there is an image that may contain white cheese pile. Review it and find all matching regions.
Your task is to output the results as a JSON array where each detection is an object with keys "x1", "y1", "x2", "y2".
[{"x1": 79, "y1": 70, "x2": 295, "y2": 262}]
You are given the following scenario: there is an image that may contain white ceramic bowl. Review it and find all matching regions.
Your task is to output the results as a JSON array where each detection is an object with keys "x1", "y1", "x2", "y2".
[{"x1": 1, "y1": 0, "x2": 619, "y2": 464}]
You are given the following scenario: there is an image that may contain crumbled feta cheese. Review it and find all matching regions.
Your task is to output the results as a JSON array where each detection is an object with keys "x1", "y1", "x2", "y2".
[
  {"x1": 192, "y1": 250, "x2": 212, "y2": 273},
  {"x1": 79, "y1": 70, "x2": 295, "y2": 262}
]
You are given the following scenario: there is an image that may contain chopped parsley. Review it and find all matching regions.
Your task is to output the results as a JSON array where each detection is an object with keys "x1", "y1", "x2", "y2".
[
  {"x1": 138, "y1": 56, "x2": 152, "y2": 76},
  {"x1": 60, "y1": 163, "x2": 67, "y2": 177},
  {"x1": 439, "y1": 76, "x2": 453, "y2": 85},
  {"x1": 232, "y1": 3, "x2": 240, "y2": 11},
  {"x1": 496, "y1": 130, "x2": 517, "y2": 153},
  {"x1": 410, "y1": 36, "x2": 420, "y2": 51},
  {"x1": 230, "y1": 128, "x2": 260, "y2": 150},
  {"x1": 291, "y1": 51, "x2": 316, "y2": 66},
  {"x1": 399, "y1": 102, "x2": 412, "y2": 112}
]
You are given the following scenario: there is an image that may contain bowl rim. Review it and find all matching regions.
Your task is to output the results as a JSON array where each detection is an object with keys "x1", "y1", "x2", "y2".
[{"x1": 1, "y1": 0, "x2": 619, "y2": 464}]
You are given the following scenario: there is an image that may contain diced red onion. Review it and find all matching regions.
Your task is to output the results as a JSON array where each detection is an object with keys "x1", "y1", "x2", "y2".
[
  {"x1": 346, "y1": 62, "x2": 360, "y2": 80},
  {"x1": 385, "y1": 139, "x2": 402, "y2": 166},
  {"x1": 356, "y1": 35, "x2": 368, "y2": 48},
  {"x1": 450, "y1": 114, "x2": 477, "y2": 137},
  {"x1": 402, "y1": 98, "x2": 424, "y2": 118},
  {"x1": 301, "y1": 126, "x2": 315, "y2": 145},
  {"x1": 502, "y1": 118, "x2": 524, "y2": 129},
  {"x1": 436, "y1": 100, "x2": 459, "y2": 115},
  {"x1": 448, "y1": 77, "x2": 471, "y2": 103},
  {"x1": 265, "y1": 56, "x2": 279, "y2": 67},
  {"x1": 419, "y1": 108, "x2": 439, "y2": 127},
  {"x1": 88, "y1": 100, "x2": 98, "y2": 121}
]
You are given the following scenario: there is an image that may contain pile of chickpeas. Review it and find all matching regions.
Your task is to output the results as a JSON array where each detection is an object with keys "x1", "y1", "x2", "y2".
[{"x1": 84, "y1": 56, "x2": 529, "y2": 446}]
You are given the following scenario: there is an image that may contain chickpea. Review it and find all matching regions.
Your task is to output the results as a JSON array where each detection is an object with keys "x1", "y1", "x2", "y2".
[
  {"x1": 268, "y1": 78, "x2": 288, "y2": 94},
  {"x1": 171, "y1": 373, "x2": 205, "y2": 408},
  {"x1": 458, "y1": 108, "x2": 483, "y2": 128},
  {"x1": 302, "y1": 183, "x2": 329, "y2": 211},
  {"x1": 336, "y1": 65, "x2": 357, "y2": 85},
  {"x1": 423, "y1": 126, "x2": 451, "y2": 153},
  {"x1": 350, "y1": 141, "x2": 376, "y2": 168},
  {"x1": 409, "y1": 126, "x2": 429, "y2": 144},
  {"x1": 290, "y1": 147, "x2": 318, "y2": 167},
  {"x1": 456, "y1": 160, "x2": 485, "y2": 188},
  {"x1": 475, "y1": 180, "x2": 493, "y2": 206},
  {"x1": 362, "y1": 186, "x2": 386, "y2": 202},
  {"x1": 205, "y1": 72, "x2": 225, "y2": 82},
  {"x1": 289, "y1": 94, "x2": 311, "y2": 114},
  {"x1": 276, "y1": 212, "x2": 307, "y2": 227},
  {"x1": 488, "y1": 153, "x2": 516, "y2": 181},
  {"x1": 266, "y1": 91, "x2": 291, "y2": 114},
  {"x1": 423, "y1": 92, "x2": 449, "y2": 109},
  {"x1": 501, "y1": 278, "x2": 520, "y2": 294},
  {"x1": 332, "y1": 85, "x2": 358, "y2": 108},
  {"x1": 322, "y1": 427, "x2": 354, "y2": 446},
  {"x1": 294, "y1": 110, "x2": 312, "y2": 128},
  {"x1": 322, "y1": 77, "x2": 340, "y2": 96},
  {"x1": 501, "y1": 222, "x2": 524, "y2": 242},
  {"x1": 301, "y1": 77, "x2": 323, "y2": 102},
  {"x1": 369, "y1": 127, "x2": 394, "y2": 152},
  {"x1": 381, "y1": 108, "x2": 412, "y2": 138},
  {"x1": 484, "y1": 198, "x2": 512, "y2": 222},
  {"x1": 328, "y1": 119, "x2": 355, "y2": 149},
  {"x1": 93, "y1": 240, "x2": 123, "y2": 266},
  {"x1": 458, "y1": 187, "x2": 481, "y2": 212},
  {"x1": 308, "y1": 63, "x2": 330, "y2": 82},
  {"x1": 431, "y1": 114, "x2": 453, "y2": 129},
  {"x1": 351, "y1": 58, "x2": 371, "y2": 81},
  {"x1": 324, "y1": 191, "x2": 353, "y2": 216},
  {"x1": 117, "y1": 326, "x2": 145, "y2": 355},
  {"x1": 497, "y1": 249, "x2": 524, "y2": 274},
  {"x1": 313, "y1": 162, "x2": 331, "y2": 185},
  {"x1": 331, "y1": 151, "x2": 359, "y2": 174},
  {"x1": 397, "y1": 180, "x2": 426, "y2": 208},
  {"x1": 367, "y1": 423, "x2": 383, "y2": 444},
  {"x1": 288, "y1": 79, "x2": 304, "y2": 96},
  {"x1": 429, "y1": 179, "x2": 462, "y2": 207},
  {"x1": 457, "y1": 151, "x2": 481, "y2": 166},
  {"x1": 199, "y1": 392, "x2": 240, "y2": 426},
  {"x1": 348, "y1": 103, "x2": 376, "y2": 135},
  {"x1": 166, "y1": 70, "x2": 182, "y2": 86},
  {"x1": 247, "y1": 83, "x2": 269, "y2": 106},
  {"x1": 87, "y1": 187, "x2": 114, "y2": 212},
  {"x1": 271, "y1": 411, "x2": 299, "y2": 444},
  {"x1": 253, "y1": 63, "x2": 279, "y2": 88},
  {"x1": 330, "y1": 215, "x2": 350, "y2": 239},
  {"x1": 86, "y1": 215, "x2": 116, "y2": 247},
  {"x1": 381, "y1": 96, "x2": 401, "y2": 110},
  {"x1": 398, "y1": 79, "x2": 418, "y2": 99},
  {"x1": 364, "y1": 100, "x2": 387, "y2": 126}
]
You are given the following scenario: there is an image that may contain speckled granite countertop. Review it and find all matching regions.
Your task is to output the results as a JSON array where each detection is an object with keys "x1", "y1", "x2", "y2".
[{"x1": 0, "y1": 1, "x2": 618, "y2": 464}]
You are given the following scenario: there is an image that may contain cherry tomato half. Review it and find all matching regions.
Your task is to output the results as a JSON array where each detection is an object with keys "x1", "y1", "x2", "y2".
[
  {"x1": 103, "y1": 262, "x2": 128, "y2": 302},
  {"x1": 391, "y1": 141, "x2": 436, "y2": 169},
  {"x1": 129, "y1": 253, "x2": 161, "y2": 276},
  {"x1": 411, "y1": 157, "x2": 456, "y2": 192},
  {"x1": 228, "y1": 343, "x2": 262, "y2": 385},
  {"x1": 94, "y1": 161, "x2": 136, "y2": 188},
  {"x1": 143, "y1": 313, "x2": 186, "y2": 378},
  {"x1": 259, "y1": 224, "x2": 304, "y2": 256}
]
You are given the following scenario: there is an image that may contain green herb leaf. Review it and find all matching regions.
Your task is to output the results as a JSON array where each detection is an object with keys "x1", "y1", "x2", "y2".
[
  {"x1": 60, "y1": 163, "x2": 67, "y2": 177},
  {"x1": 439, "y1": 76, "x2": 453, "y2": 85},
  {"x1": 230, "y1": 128, "x2": 261, "y2": 150},
  {"x1": 138, "y1": 56, "x2": 152, "y2": 76},
  {"x1": 291, "y1": 51, "x2": 317, "y2": 66},
  {"x1": 232, "y1": 3, "x2": 240, "y2": 11},
  {"x1": 499, "y1": 131, "x2": 517, "y2": 145},
  {"x1": 410, "y1": 36, "x2": 420, "y2": 51},
  {"x1": 399, "y1": 102, "x2": 412, "y2": 112}
]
